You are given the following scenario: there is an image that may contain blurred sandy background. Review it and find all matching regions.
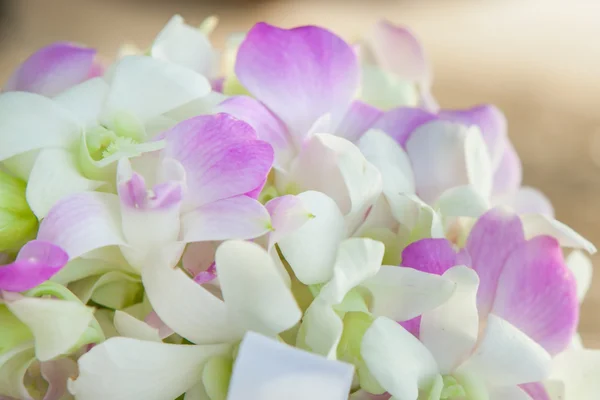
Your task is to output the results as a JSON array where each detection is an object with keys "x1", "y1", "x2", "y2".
[{"x1": 1, "y1": 0, "x2": 599, "y2": 344}]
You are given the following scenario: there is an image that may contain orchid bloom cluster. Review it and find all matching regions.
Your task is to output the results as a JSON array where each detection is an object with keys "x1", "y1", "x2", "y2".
[{"x1": 0, "y1": 14, "x2": 598, "y2": 400}]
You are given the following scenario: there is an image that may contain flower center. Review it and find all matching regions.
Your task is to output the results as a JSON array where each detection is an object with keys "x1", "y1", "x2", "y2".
[{"x1": 439, "y1": 375, "x2": 467, "y2": 399}]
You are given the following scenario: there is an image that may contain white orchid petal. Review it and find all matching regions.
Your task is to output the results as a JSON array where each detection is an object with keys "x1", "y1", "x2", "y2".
[
  {"x1": 435, "y1": 185, "x2": 490, "y2": 218},
  {"x1": 458, "y1": 314, "x2": 551, "y2": 387},
  {"x1": 464, "y1": 126, "x2": 493, "y2": 198},
  {"x1": 0, "y1": 343, "x2": 36, "y2": 400},
  {"x1": 27, "y1": 148, "x2": 104, "y2": 219},
  {"x1": 227, "y1": 332, "x2": 354, "y2": 400},
  {"x1": 54, "y1": 77, "x2": 108, "y2": 128},
  {"x1": 5, "y1": 295, "x2": 95, "y2": 361},
  {"x1": 566, "y1": 250, "x2": 593, "y2": 303},
  {"x1": 488, "y1": 386, "x2": 532, "y2": 400},
  {"x1": 113, "y1": 310, "x2": 161, "y2": 342},
  {"x1": 277, "y1": 191, "x2": 345, "y2": 285},
  {"x1": 68, "y1": 337, "x2": 230, "y2": 400},
  {"x1": 300, "y1": 299, "x2": 344, "y2": 359},
  {"x1": 420, "y1": 266, "x2": 479, "y2": 374},
  {"x1": 362, "y1": 266, "x2": 455, "y2": 321},
  {"x1": 550, "y1": 348, "x2": 600, "y2": 400},
  {"x1": 520, "y1": 214, "x2": 596, "y2": 254},
  {"x1": 216, "y1": 240, "x2": 301, "y2": 337},
  {"x1": 361, "y1": 317, "x2": 439, "y2": 400}
]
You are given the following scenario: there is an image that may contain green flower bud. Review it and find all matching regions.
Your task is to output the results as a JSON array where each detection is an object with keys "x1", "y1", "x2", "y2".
[{"x1": 0, "y1": 170, "x2": 38, "y2": 252}]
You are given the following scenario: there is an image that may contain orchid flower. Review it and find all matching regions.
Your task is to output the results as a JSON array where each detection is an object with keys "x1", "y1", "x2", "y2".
[
  {"x1": 358, "y1": 21, "x2": 436, "y2": 111},
  {"x1": 36, "y1": 114, "x2": 273, "y2": 298},
  {"x1": 3, "y1": 42, "x2": 102, "y2": 97},
  {"x1": 0, "y1": 54, "x2": 213, "y2": 219},
  {"x1": 0, "y1": 169, "x2": 38, "y2": 252},
  {"x1": 0, "y1": 282, "x2": 104, "y2": 400},
  {"x1": 69, "y1": 240, "x2": 302, "y2": 400}
]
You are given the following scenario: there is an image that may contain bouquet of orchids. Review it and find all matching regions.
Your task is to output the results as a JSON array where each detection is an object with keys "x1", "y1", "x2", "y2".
[{"x1": 0, "y1": 14, "x2": 598, "y2": 400}]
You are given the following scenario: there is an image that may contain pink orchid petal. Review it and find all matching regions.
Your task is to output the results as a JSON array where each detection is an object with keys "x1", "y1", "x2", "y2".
[
  {"x1": 374, "y1": 107, "x2": 436, "y2": 147},
  {"x1": 162, "y1": 114, "x2": 274, "y2": 208},
  {"x1": 466, "y1": 208, "x2": 525, "y2": 315},
  {"x1": 520, "y1": 383, "x2": 551, "y2": 400},
  {"x1": 193, "y1": 263, "x2": 217, "y2": 286},
  {"x1": 0, "y1": 240, "x2": 68, "y2": 292},
  {"x1": 399, "y1": 316, "x2": 421, "y2": 338},
  {"x1": 265, "y1": 195, "x2": 312, "y2": 248},
  {"x1": 492, "y1": 141, "x2": 523, "y2": 197},
  {"x1": 181, "y1": 241, "x2": 218, "y2": 277},
  {"x1": 333, "y1": 100, "x2": 383, "y2": 143},
  {"x1": 37, "y1": 192, "x2": 126, "y2": 259},
  {"x1": 5, "y1": 42, "x2": 98, "y2": 97},
  {"x1": 236, "y1": 23, "x2": 359, "y2": 142},
  {"x1": 364, "y1": 21, "x2": 429, "y2": 85},
  {"x1": 401, "y1": 238, "x2": 471, "y2": 276},
  {"x1": 438, "y1": 105, "x2": 507, "y2": 168},
  {"x1": 492, "y1": 236, "x2": 578, "y2": 355},
  {"x1": 181, "y1": 195, "x2": 271, "y2": 243},
  {"x1": 509, "y1": 186, "x2": 555, "y2": 218},
  {"x1": 218, "y1": 96, "x2": 294, "y2": 169}
]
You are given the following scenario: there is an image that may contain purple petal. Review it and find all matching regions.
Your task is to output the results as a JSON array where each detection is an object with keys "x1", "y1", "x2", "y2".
[
  {"x1": 399, "y1": 317, "x2": 421, "y2": 338},
  {"x1": 333, "y1": 101, "x2": 383, "y2": 143},
  {"x1": 492, "y1": 141, "x2": 523, "y2": 197},
  {"x1": 118, "y1": 169, "x2": 183, "y2": 211},
  {"x1": 438, "y1": 105, "x2": 507, "y2": 167},
  {"x1": 364, "y1": 21, "x2": 429, "y2": 84},
  {"x1": 401, "y1": 238, "x2": 470, "y2": 275},
  {"x1": 5, "y1": 42, "x2": 98, "y2": 97},
  {"x1": 41, "y1": 358, "x2": 79, "y2": 400},
  {"x1": 466, "y1": 208, "x2": 526, "y2": 316},
  {"x1": 0, "y1": 240, "x2": 68, "y2": 292},
  {"x1": 217, "y1": 96, "x2": 294, "y2": 169},
  {"x1": 492, "y1": 236, "x2": 578, "y2": 355},
  {"x1": 374, "y1": 107, "x2": 436, "y2": 147},
  {"x1": 236, "y1": 23, "x2": 359, "y2": 141},
  {"x1": 520, "y1": 383, "x2": 551, "y2": 400},
  {"x1": 193, "y1": 263, "x2": 217, "y2": 285},
  {"x1": 162, "y1": 114, "x2": 274, "y2": 207}
]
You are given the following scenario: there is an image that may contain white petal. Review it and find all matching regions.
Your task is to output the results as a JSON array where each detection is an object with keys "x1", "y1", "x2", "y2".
[
  {"x1": 184, "y1": 382, "x2": 211, "y2": 400},
  {"x1": 113, "y1": 310, "x2": 161, "y2": 342},
  {"x1": 277, "y1": 191, "x2": 346, "y2": 285},
  {"x1": 566, "y1": 250, "x2": 593, "y2": 303},
  {"x1": 550, "y1": 348, "x2": 600, "y2": 400},
  {"x1": 458, "y1": 314, "x2": 551, "y2": 387},
  {"x1": 420, "y1": 266, "x2": 479, "y2": 374},
  {"x1": 0, "y1": 343, "x2": 36, "y2": 400},
  {"x1": 0, "y1": 92, "x2": 80, "y2": 160},
  {"x1": 286, "y1": 133, "x2": 382, "y2": 227},
  {"x1": 435, "y1": 185, "x2": 490, "y2": 218},
  {"x1": 464, "y1": 126, "x2": 493, "y2": 198},
  {"x1": 54, "y1": 77, "x2": 108, "y2": 128},
  {"x1": 357, "y1": 128, "x2": 415, "y2": 195},
  {"x1": 151, "y1": 15, "x2": 217, "y2": 77},
  {"x1": 388, "y1": 194, "x2": 445, "y2": 239},
  {"x1": 68, "y1": 337, "x2": 230, "y2": 400},
  {"x1": 362, "y1": 266, "x2": 455, "y2": 321},
  {"x1": 488, "y1": 386, "x2": 532, "y2": 400},
  {"x1": 319, "y1": 238, "x2": 384, "y2": 305},
  {"x1": 181, "y1": 196, "x2": 271, "y2": 243},
  {"x1": 27, "y1": 148, "x2": 104, "y2": 218},
  {"x1": 227, "y1": 332, "x2": 355, "y2": 400},
  {"x1": 405, "y1": 121, "x2": 471, "y2": 204},
  {"x1": 101, "y1": 56, "x2": 211, "y2": 125},
  {"x1": 216, "y1": 240, "x2": 301, "y2": 337},
  {"x1": 142, "y1": 255, "x2": 238, "y2": 344},
  {"x1": 300, "y1": 299, "x2": 344, "y2": 359},
  {"x1": 520, "y1": 214, "x2": 596, "y2": 253},
  {"x1": 5, "y1": 295, "x2": 95, "y2": 361},
  {"x1": 37, "y1": 192, "x2": 126, "y2": 259},
  {"x1": 361, "y1": 317, "x2": 439, "y2": 400}
]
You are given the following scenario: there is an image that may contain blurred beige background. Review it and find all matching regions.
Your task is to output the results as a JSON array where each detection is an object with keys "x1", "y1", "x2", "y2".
[{"x1": 1, "y1": 0, "x2": 599, "y2": 344}]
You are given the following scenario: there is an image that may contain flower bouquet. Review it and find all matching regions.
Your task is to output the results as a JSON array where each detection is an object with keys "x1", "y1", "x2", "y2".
[{"x1": 0, "y1": 14, "x2": 597, "y2": 400}]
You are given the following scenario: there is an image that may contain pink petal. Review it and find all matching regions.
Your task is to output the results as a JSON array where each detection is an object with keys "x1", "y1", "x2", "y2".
[
  {"x1": 236, "y1": 23, "x2": 359, "y2": 141},
  {"x1": 401, "y1": 238, "x2": 471, "y2": 275},
  {"x1": 492, "y1": 236, "x2": 578, "y2": 355},
  {"x1": 162, "y1": 114, "x2": 274, "y2": 208},
  {"x1": 333, "y1": 100, "x2": 383, "y2": 143},
  {"x1": 492, "y1": 141, "x2": 523, "y2": 197},
  {"x1": 364, "y1": 21, "x2": 429, "y2": 84},
  {"x1": 4, "y1": 42, "x2": 98, "y2": 97},
  {"x1": 438, "y1": 104, "x2": 507, "y2": 167},
  {"x1": 399, "y1": 317, "x2": 421, "y2": 337},
  {"x1": 0, "y1": 240, "x2": 68, "y2": 292},
  {"x1": 466, "y1": 208, "x2": 526, "y2": 315},
  {"x1": 374, "y1": 107, "x2": 436, "y2": 147},
  {"x1": 218, "y1": 96, "x2": 294, "y2": 169},
  {"x1": 181, "y1": 241, "x2": 218, "y2": 277},
  {"x1": 144, "y1": 311, "x2": 175, "y2": 339},
  {"x1": 520, "y1": 383, "x2": 551, "y2": 400},
  {"x1": 193, "y1": 263, "x2": 217, "y2": 286},
  {"x1": 508, "y1": 186, "x2": 555, "y2": 218},
  {"x1": 265, "y1": 195, "x2": 312, "y2": 247}
]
